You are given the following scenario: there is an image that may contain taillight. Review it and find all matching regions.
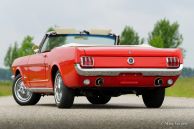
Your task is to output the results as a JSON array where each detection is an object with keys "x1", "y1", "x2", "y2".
[
  {"x1": 166, "y1": 57, "x2": 179, "y2": 68},
  {"x1": 80, "y1": 56, "x2": 94, "y2": 68}
]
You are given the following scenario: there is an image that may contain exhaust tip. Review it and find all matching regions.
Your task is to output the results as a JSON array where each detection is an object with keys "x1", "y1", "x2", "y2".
[
  {"x1": 96, "y1": 78, "x2": 104, "y2": 87},
  {"x1": 154, "y1": 78, "x2": 163, "y2": 87}
]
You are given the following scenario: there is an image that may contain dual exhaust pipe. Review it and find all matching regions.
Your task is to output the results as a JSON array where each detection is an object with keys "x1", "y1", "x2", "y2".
[
  {"x1": 154, "y1": 78, "x2": 163, "y2": 87},
  {"x1": 96, "y1": 77, "x2": 164, "y2": 87},
  {"x1": 86, "y1": 77, "x2": 170, "y2": 87},
  {"x1": 83, "y1": 78, "x2": 104, "y2": 86},
  {"x1": 155, "y1": 78, "x2": 174, "y2": 86},
  {"x1": 96, "y1": 78, "x2": 104, "y2": 86}
]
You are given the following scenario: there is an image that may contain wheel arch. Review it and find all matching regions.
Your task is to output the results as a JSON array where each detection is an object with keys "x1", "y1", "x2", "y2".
[
  {"x1": 51, "y1": 63, "x2": 72, "y2": 88},
  {"x1": 51, "y1": 64, "x2": 67, "y2": 87},
  {"x1": 51, "y1": 65, "x2": 59, "y2": 87},
  {"x1": 15, "y1": 69, "x2": 21, "y2": 76},
  {"x1": 14, "y1": 67, "x2": 23, "y2": 77}
]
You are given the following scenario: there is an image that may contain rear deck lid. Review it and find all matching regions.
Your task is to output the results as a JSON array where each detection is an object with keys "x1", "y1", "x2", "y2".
[{"x1": 77, "y1": 45, "x2": 182, "y2": 68}]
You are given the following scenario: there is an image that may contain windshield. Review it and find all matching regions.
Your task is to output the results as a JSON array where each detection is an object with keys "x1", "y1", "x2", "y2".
[
  {"x1": 40, "y1": 34, "x2": 116, "y2": 52},
  {"x1": 55, "y1": 34, "x2": 115, "y2": 45}
]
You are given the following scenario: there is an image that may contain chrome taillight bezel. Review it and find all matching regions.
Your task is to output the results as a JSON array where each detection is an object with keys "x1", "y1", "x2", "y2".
[
  {"x1": 166, "y1": 57, "x2": 180, "y2": 68},
  {"x1": 80, "y1": 56, "x2": 94, "y2": 68}
]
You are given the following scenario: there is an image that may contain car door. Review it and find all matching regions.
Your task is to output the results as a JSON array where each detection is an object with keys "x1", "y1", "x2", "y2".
[
  {"x1": 28, "y1": 35, "x2": 49, "y2": 87},
  {"x1": 28, "y1": 53, "x2": 47, "y2": 87}
]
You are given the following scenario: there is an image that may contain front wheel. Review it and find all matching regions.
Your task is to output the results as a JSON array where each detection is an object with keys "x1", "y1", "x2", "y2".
[
  {"x1": 86, "y1": 95, "x2": 111, "y2": 104},
  {"x1": 12, "y1": 74, "x2": 41, "y2": 105},
  {"x1": 142, "y1": 88, "x2": 165, "y2": 108},
  {"x1": 54, "y1": 71, "x2": 74, "y2": 108}
]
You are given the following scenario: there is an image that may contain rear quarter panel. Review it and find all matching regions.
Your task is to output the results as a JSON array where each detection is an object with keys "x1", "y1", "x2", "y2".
[{"x1": 46, "y1": 46, "x2": 85, "y2": 88}]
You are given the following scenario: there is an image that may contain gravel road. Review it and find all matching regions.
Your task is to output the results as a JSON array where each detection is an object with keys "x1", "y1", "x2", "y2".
[{"x1": 0, "y1": 95, "x2": 194, "y2": 129}]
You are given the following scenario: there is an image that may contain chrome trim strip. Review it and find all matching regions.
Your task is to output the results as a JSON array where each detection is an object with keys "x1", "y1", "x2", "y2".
[
  {"x1": 75, "y1": 64, "x2": 183, "y2": 76},
  {"x1": 27, "y1": 88, "x2": 53, "y2": 93},
  {"x1": 28, "y1": 79, "x2": 49, "y2": 83}
]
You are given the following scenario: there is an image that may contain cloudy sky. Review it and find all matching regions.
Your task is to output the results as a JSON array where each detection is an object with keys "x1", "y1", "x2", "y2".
[{"x1": 0, "y1": 0, "x2": 193, "y2": 68}]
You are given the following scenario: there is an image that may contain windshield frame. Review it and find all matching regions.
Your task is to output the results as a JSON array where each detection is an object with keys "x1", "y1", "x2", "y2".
[{"x1": 39, "y1": 33, "x2": 117, "y2": 53}]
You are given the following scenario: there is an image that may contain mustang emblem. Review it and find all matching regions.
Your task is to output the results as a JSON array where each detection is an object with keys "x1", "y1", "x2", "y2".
[{"x1": 128, "y1": 50, "x2": 132, "y2": 54}]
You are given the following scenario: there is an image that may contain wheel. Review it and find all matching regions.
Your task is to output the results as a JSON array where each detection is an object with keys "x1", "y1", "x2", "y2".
[
  {"x1": 86, "y1": 95, "x2": 111, "y2": 104},
  {"x1": 12, "y1": 74, "x2": 41, "y2": 105},
  {"x1": 142, "y1": 88, "x2": 165, "y2": 108},
  {"x1": 54, "y1": 71, "x2": 74, "y2": 108}
]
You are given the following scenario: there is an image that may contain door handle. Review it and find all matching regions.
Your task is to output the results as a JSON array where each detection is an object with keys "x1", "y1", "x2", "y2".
[{"x1": 43, "y1": 54, "x2": 47, "y2": 58}]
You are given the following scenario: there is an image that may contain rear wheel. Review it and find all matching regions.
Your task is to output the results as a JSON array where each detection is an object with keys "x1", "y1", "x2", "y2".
[
  {"x1": 54, "y1": 71, "x2": 74, "y2": 108},
  {"x1": 142, "y1": 88, "x2": 165, "y2": 108},
  {"x1": 12, "y1": 74, "x2": 41, "y2": 105},
  {"x1": 87, "y1": 95, "x2": 111, "y2": 104}
]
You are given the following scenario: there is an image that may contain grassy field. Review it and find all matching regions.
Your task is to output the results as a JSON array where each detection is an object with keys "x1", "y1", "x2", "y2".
[
  {"x1": 166, "y1": 77, "x2": 194, "y2": 98},
  {"x1": 0, "y1": 81, "x2": 12, "y2": 96},
  {"x1": 0, "y1": 78, "x2": 194, "y2": 97}
]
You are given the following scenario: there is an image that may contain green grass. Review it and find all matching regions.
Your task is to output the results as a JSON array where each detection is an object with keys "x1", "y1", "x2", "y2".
[
  {"x1": 0, "y1": 78, "x2": 194, "y2": 97},
  {"x1": 166, "y1": 77, "x2": 194, "y2": 98},
  {"x1": 0, "y1": 81, "x2": 12, "y2": 96}
]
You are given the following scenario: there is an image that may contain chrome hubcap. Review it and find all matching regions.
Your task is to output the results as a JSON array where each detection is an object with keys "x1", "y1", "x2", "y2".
[
  {"x1": 54, "y1": 73, "x2": 63, "y2": 103},
  {"x1": 14, "y1": 77, "x2": 32, "y2": 102}
]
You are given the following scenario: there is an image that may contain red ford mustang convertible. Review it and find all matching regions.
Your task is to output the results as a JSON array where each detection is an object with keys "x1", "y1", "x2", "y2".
[{"x1": 12, "y1": 28, "x2": 183, "y2": 108}]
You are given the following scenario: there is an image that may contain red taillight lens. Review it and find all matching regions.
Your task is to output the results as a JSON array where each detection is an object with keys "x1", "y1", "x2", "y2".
[
  {"x1": 166, "y1": 57, "x2": 179, "y2": 68},
  {"x1": 80, "y1": 56, "x2": 94, "y2": 67}
]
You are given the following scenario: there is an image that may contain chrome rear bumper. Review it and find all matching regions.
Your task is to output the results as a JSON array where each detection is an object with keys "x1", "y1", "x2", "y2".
[{"x1": 75, "y1": 64, "x2": 183, "y2": 76}]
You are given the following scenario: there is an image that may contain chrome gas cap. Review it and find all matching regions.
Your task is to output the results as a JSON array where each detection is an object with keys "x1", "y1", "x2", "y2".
[{"x1": 127, "y1": 57, "x2": 135, "y2": 65}]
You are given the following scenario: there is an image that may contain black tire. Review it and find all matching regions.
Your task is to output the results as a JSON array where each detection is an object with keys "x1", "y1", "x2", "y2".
[
  {"x1": 86, "y1": 95, "x2": 111, "y2": 104},
  {"x1": 54, "y1": 71, "x2": 74, "y2": 108},
  {"x1": 12, "y1": 74, "x2": 41, "y2": 106},
  {"x1": 142, "y1": 88, "x2": 165, "y2": 108}
]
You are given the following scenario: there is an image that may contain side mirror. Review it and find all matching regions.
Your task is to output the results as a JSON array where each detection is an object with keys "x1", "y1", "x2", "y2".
[
  {"x1": 32, "y1": 45, "x2": 39, "y2": 53},
  {"x1": 33, "y1": 49, "x2": 39, "y2": 54}
]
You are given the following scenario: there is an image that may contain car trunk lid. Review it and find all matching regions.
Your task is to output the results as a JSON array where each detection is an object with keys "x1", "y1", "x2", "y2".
[{"x1": 77, "y1": 45, "x2": 182, "y2": 68}]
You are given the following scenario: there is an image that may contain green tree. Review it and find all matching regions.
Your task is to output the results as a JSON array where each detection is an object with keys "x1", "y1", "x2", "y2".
[
  {"x1": 120, "y1": 26, "x2": 143, "y2": 45},
  {"x1": 148, "y1": 19, "x2": 183, "y2": 48},
  {"x1": 4, "y1": 36, "x2": 35, "y2": 69},
  {"x1": 4, "y1": 27, "x2": 66, "y2": 69},
  {"x1": 4, "y1": 42, "x2": 19, "y2": 69},
  {"x1": 18, "y1": 36, "x2": 35, "y2": 57},
  {"x1": 47, "y1": 27, "x2": 54, "y2": 32}
]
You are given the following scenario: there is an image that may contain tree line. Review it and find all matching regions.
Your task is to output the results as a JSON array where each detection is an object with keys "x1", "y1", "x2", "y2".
[
  {"x1": 4, "y1": 19, "x2": 184, "y2": 69},
  {"x1": 2, "y1": 18, "x2": 192, "y2": 79}
]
